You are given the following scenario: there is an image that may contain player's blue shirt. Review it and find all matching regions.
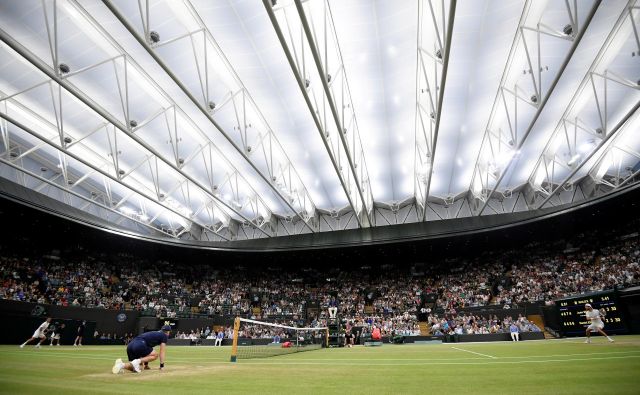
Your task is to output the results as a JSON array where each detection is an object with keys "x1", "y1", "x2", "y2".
[
  {"x1": 135, "y1": 330, "x2": 168, "y2": 347},
  {"x1": 217, "y1": 331, "x2": 224, "y2": 339},
  {"x1": 509, "y1": 324, "x2": 519, "y2": 333}
]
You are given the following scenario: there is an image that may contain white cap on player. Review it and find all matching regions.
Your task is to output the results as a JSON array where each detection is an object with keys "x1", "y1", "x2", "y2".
[{"x1": 585, "y1": 303, "x2": 592, "y2": 308}]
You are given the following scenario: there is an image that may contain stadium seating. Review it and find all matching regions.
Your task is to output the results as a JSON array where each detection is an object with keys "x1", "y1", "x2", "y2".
[{"x1": 0, "y1": 218, "x2": 638, "y2": 340}]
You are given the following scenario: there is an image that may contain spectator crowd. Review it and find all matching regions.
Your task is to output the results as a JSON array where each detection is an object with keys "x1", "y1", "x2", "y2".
[
  {"x1": 1, "y1": 220, "x2": 638, "y2": 339},
  {"x1": 427, "y1": 313, "x2": 540, "y2": 336}
]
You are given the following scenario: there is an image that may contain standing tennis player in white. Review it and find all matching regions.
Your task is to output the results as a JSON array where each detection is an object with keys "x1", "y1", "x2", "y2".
[
  {"x1": 584, "y1": 304, "x2": 614, "y2": 343},
  {"x1": 20, "y1": 317, "x2": 52, "y2": 348}
]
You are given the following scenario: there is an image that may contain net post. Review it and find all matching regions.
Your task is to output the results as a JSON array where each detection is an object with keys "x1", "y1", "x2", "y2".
[
  {"x1": 325, "y1": 328, "x2": 329, "y2": 348},
  {"x1": 230, "y1": 317, "x2": 240, "y2": 362}
]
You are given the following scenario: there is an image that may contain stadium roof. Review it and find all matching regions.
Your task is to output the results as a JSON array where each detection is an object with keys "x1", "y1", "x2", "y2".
[{"x1": 0, "y1": 0, "x2": 638, "y2": 247}]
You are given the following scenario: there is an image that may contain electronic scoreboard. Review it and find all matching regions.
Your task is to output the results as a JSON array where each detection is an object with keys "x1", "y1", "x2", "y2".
[{"x1": 556, "y1": 290, "x2": 627, "y2": 336}]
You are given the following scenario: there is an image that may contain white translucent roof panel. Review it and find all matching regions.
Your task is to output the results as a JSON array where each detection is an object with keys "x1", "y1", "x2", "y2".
[
  {"x1": 332, "y1": 0, "x2": 418, "y2": 202},
  {"x1": 434, "y1": 0, "x2": 525, "y2": 197},
  {"x1": 0, "y1": 0, "x2": 638, "y2": 242}
]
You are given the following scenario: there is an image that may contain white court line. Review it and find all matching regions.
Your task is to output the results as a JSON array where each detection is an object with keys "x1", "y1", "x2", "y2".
[
  {"x1": 0, "y1": 351, "x2": 227, "y2": 362},
  {"x1": 240, "y1": 355, "x2": 640, "y2": 366},
  {"x1": 4, "y1": 350, "x2": 640, "y2": 367},
  {"x1": 412, "y1": 337, "x2": 575, "y2": 345},
  {"x1": 5, "y1": 349, "x2": 640, "y2": 363},
  {"x1": 263, "y1": 350, "x2": 640, "y2": 361},
  {"x1": 437, "y1": 337, "x2": 622, "y2": 345},
  {"x1": 451, "y1": 346, "x2": 496, "y2": 359}
]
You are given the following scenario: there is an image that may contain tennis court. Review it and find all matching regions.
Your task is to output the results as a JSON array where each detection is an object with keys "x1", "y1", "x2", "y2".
[{"x1": 1, "y1": 336, "x2": 639, "y2": 394}]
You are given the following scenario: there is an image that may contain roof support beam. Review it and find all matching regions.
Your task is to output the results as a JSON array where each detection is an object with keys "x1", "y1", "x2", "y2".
[
  {"x1": 0, "y1": 157, "x2": 176, "y2": 238},
  {"x1": 467, "y1": 0, "x2": 601, "y2": 216},
  {"x1": 537, "y1": 102, "x2": 639, "y2": 208},
  {"x1": 262, "y1": 0, "x2": 373, "y2": 228},
  {"x1": 414, "y1": 0, "x2": 457, "y2": 222},
  {"x1": 528, "y1": 2, "x2": 640, "y2": 208},
  {"x1": 292, "y1": 0, "x2": 374, "y2": 227},
  {"x1": 0, "y1": 23, "x2": 270, "y2": 238},
  {"x1": 101, "y1": 0, "x2": 317, "y2": 233},
  {"x1": 0, "y1": 112, "x2": 226, "y2": 239}
]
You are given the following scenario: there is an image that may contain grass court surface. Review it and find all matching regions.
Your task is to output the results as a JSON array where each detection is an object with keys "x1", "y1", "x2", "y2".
[{"x1": 0, "y1": 336, "x2": 639, "y2": 394}]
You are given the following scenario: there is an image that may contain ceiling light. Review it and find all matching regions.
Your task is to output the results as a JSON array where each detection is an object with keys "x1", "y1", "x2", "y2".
[
  {"x1": 578, "y1": 139, "x2": 597, "y2": 154},
  {"x1": 563, "y1": 24, "x2": 573, "y2": 36},
  {"x1": 533, "y1": 166, "x2": 546, "y2": 187},
  {"x1": 567, "y1": 153, "x2": 581, "y2": 167},
  {"x1": 58, "y1": 63, "x2": 70, "y2": 74},
  {"x1": 149, "y1": 31, "x2": 160, "y2": 44},
  {"x1": 595, "y1": 152, "x2": 614, "y2": 179},
  {"x1": 119, "y1": 206, "x2": 135, "y2": 215},
  {"x1": 472, "y1": 176, "x2": 482, "y2": 195}
]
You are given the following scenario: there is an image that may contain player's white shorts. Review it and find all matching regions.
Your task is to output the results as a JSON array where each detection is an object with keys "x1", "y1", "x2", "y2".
[
  {"x1": 32, "y1": 330, "x2": 45, "y2": 339},
  {"x1": 588, "y1": 322, "x2": 604, "y2": 332},
  {"x1": 52, "y1": 333, "x2": 61, "y2": 340}
]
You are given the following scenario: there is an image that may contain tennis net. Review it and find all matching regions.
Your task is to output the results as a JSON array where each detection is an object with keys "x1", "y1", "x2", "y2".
[{"x1": 230, "y1": 317, "x2": 328, "y2": 362}]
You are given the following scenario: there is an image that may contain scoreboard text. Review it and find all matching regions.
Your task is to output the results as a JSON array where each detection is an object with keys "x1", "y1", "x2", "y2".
[{"x1": 556, "y1": 291, "x2": 626, "y2": 336}]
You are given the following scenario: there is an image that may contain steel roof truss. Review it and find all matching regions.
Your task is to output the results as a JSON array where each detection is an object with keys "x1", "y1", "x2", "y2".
[
  {"x1": 414, "y1": 0, "x2": 456, "y2": 221},
  {"x1": 529, "y1": 3, "x2": 640, "y2": 207},
  {"x1": 467, "y1": 0, "x2": 601, "y2": 215},
  {"x1": 101, "y1": 0, "x2": 318, "y2": 233}
]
